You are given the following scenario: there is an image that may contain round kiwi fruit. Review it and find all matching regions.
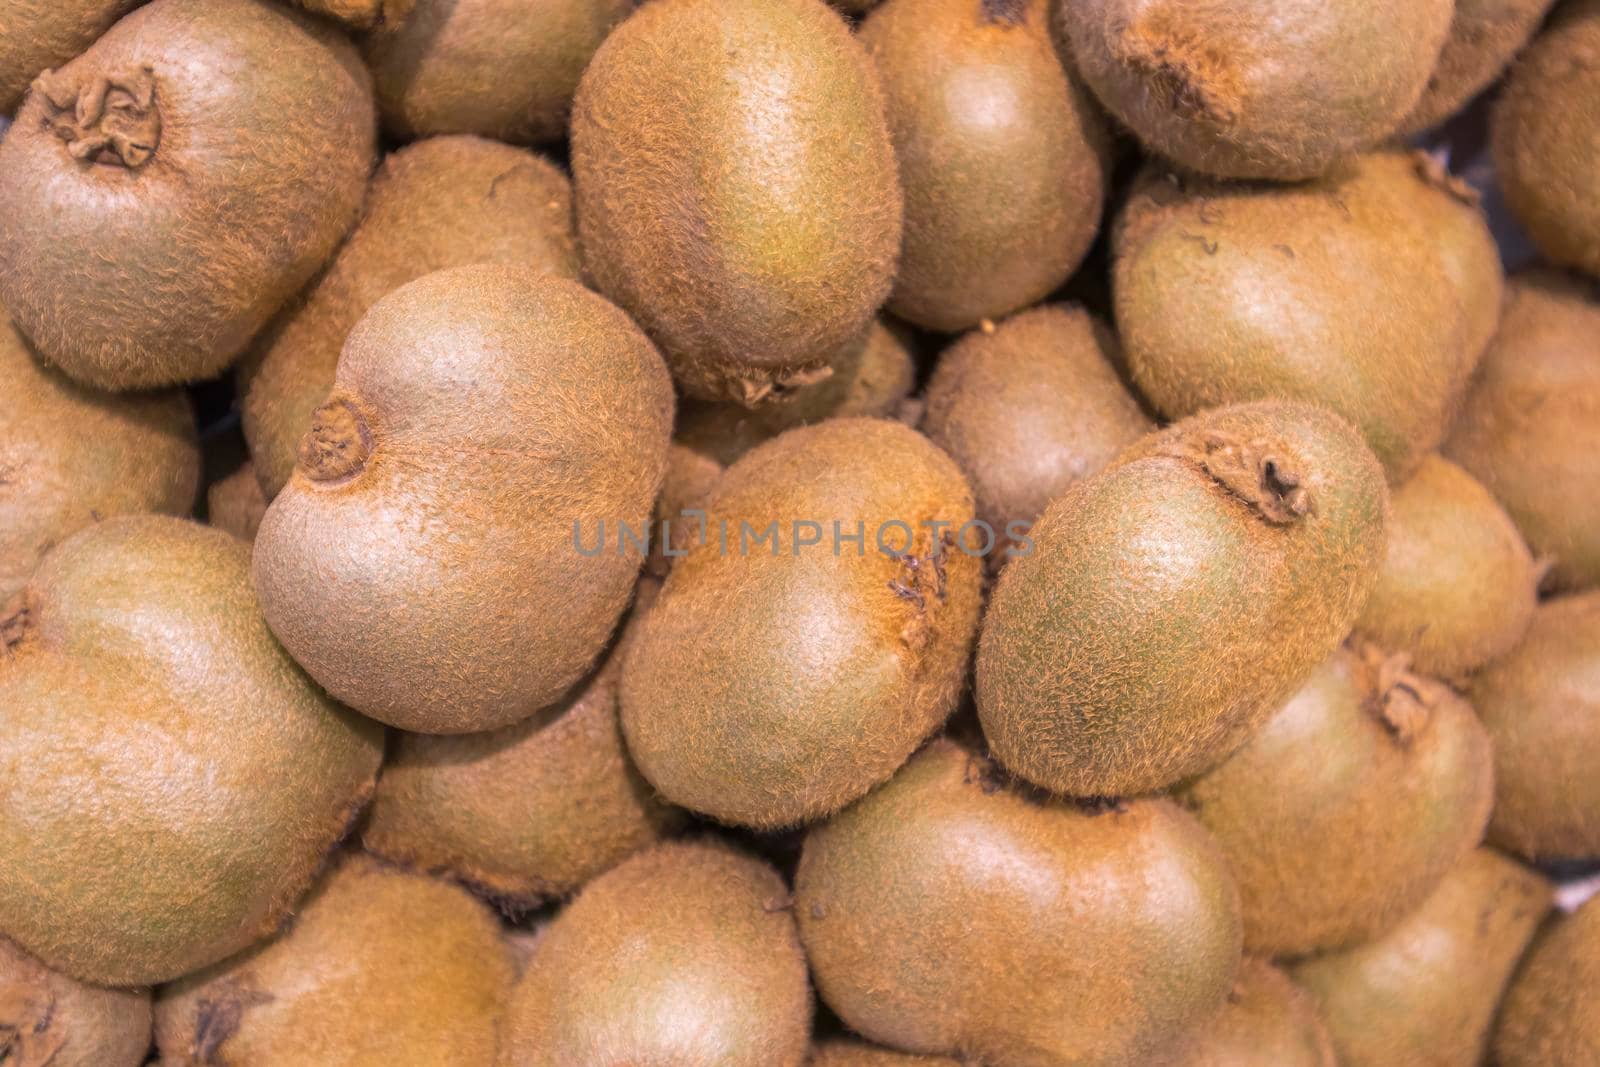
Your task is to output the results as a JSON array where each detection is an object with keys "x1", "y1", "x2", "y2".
[
  {"x1": 647, "y1": 444, "x2": 725, "y2": 577},
  {"x1": 809, "y1": 1040, "x2": 959, "y2": 1066},
  {"x1": 1292, "y1": 847, "x2": 1551, "y2": 1067},
  {"x1": 253, "y1": 264, "x2": 673, "y2": 735},
  {"x1": 1399, "y1": 0, "x2": 1559, "y2": 135},
  {"x1": 155, "y1": 854, "x2": 513, "y2": 1066},
  {"x1": 1494, "y1": 893, "x2": 1600, "y2": 1066},
  {"x1": 977, "y1": 400, "x2": 1389, "y2": 798},
  {"x1": 240, "y1": 134, "x2": 580, "y2": 499},
  {"x1": 620, "y1": 417, "x2": 982, "y2": 829},
  {"x1": 1058, "y1": 0, "x2": 1452, "y2": 180},
  {"x1": 571, "y1": 0, "x2": 902, "y2": 403},
  {"x1": 205, "y1": 464, "x2": 267, "y2": 544},
  {"x1": 1493, "y1": 0, "x2": 1600, "y2": 278},
  {"x1": 364, "y1": 0, "x2": 632, "y2": 145},
  {"x1": 291, "y1": 0, "x2": 412, "y2": 29},
  {"x1": 1444, "y1": 269, "x2": 1600, "y2": 591},
  {"x1": 0, "y1": 0, "x2": 139, "y2": 114},
  {"x1": 498, "y1": 840, "x2": 811, "y2": 1067},
  {"x1": 1180, "y1": 644, "x2": 1495, "y2": 957},
  {"x1": 796, "y1": 737, "x2": 1242, "y2": 1066},
  {"x1": 857, "y1": 0, "x2": 1110, "y2": 332},
  {"x1": 1353, "y1": 454, "x2": 1537, "y2": 681},
  {"x1": 2, "y1": 311, "x2": 199, "y2": 601},
  {"x1": 0, "y1": 936, "x2": 151, "y2": 1067},
  {"x1": 1158, "y1": 959, "x2": 1335, "y2": 1067},
  {"x1": 920, "y1": 304, "x2": 1153, "y2": 561},
  {"x1": 1471, "y1": 591, "x2": 1600, "y2": 862},
  {"x1": 0, "y1": 516, "x2": 383, "y2": 986},
  {"x1": 0, "y1": 0, "x2": 376, "y2": 391}
]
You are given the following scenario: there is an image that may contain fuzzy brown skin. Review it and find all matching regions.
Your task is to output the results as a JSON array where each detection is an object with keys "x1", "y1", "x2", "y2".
[
  {"x1": 0, "y1": 516, "x2": 383, "y2": 986},
  {"x1": 240, "y1": 135, "x2": 580, "y2": 499},
  {"x1": 1157, "y1": 959, "x2": 1334, "y2": 1067},
  {"x1": 921, "y1": 305, "x2": 1152, "y2": 562},
  {"x1": 156, "y1": 855, "x2": 512, "y2": 1066},
  {"x1": 205, "y1": 464, "x2": 266, "y2": 543},
  {"x1": 254, "y1": 265, "x2": 673, "y2": 735},
  {"x1": 621, "y1": 418, "x2": 982, "y2": 829},
  {"x1": 1399, "y1": 0, "x2": 1558, "y2": 135},
  {"x1": 1, "y1": 312, "x2": 198, "y2": 601},
  {"x1": 1114, "y1": 151, "x2": 1491, "y2": 483},
  {"x1": 0, "y1": 936, "x2": 151, "y2": 1067},
  {"x1": 364, "y1": 0, "x2": 631, "y2": 145},
  {"x1": 796, "y1": 738, "x2": 1242, "y2": 1066},
  {"x1": 292, "y1": 0, "x2": 412, "y2": 30},
  {"x1": 1354, "y1": 455, "x2": 1536, "y2": 681},
  {"x1": 977, "y1": 401, "x2": 1388, "y2": 798},
  {"x1": 809, "y1": 1040, "x2": 960, "y2": 1066},
  {"x1": 499, "y1": 840, "x2": 811, "y2": 1067},
  {"x1": 0, "y1": 0, "x2": 140, "y2": 114},
  {"x1": 0, "y1": 0, "x2": 375, "y2": 391},
  {"x1": 646, "y1": 444, "x2": 724, "y2": 577},
  {"x1": 1471, "y1": 591, "x2": 1600, "y2": 861},
  {"x1": 1293, "y1": 848, "x2": 1551, "y2": 1067},
  {"x1": 1494, "y1": 895, "x2": 1600, "y2": 1066},
  {"x1": 571, "y1": 0, "x2": 902, "y2": 403},
  {"x1": 859, "y1": 0, "x2": 1109, "y2": 331},
  {"x1": 1493, "y1": 0, "x2": 1600, "y2": 278},
  {"x1": 1444, "y1": 270, "x2": 1600, "y2": 591},
  {"x1": 1180, "y1": 645, "x2": 1495, "y2": 957}
]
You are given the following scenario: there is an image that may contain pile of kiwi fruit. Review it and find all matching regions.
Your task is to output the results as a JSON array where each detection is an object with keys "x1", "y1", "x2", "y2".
[{"x1": 1, "y1": 0, "x2": 1596, "y2": 1062}]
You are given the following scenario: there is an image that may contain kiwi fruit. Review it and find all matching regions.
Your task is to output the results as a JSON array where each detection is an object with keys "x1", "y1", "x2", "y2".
[
  {"x1": 205, "y1": 464, "x2": 267, "y2": 544},
  {"x1": 1058, "y1": 0, "x2": 1452, "y2": 180},
  {"x1": 646, "y1": 444, "x2": 725, "y2": 577},
  {"x1": 1494, "y1": 893, "x2": 1600, "y2": 1066},
  {"x1": 1353, "y1": 454, "x2": 1537, "y2": 680},
  {"x1": 241, "y1": 134, "x2": 580, "y2": 499},
  {"x1": 1292, "y1": 847, "x2": 1551, "y2": 1067},
  {"x1": 253, "y1": 264, "x2": 673, "y2": 735},
  {"x1": 498, "y1": 840, "x2": 811, "y2": 1067},
  {"x1": 1399, "y1": 0, "x2": 1559, "y2": 135},
  {"x1": 155, "y1": 854, "x2": 513, "y2": 1066},
  {"x1": 0, "y1": 0, "x2": 375, "y2": 391},
  {"x1": 1493, "y1": 0, "x2": 1600, "y2": 279},
  {"x1": 1159, "y1": 959, "x2": 1334, "y2": 1067},
  {"x1": 364, "y1": 0, "x2": 632, "y2": 145},
  {"x1": 0, "y1": 0, "x2": 139, "y2": 114},
  {"x1": 571, "y1": 0, "x2": 902, "y2": 403},
  {"x1": 2, "y1": 312, "x2": 199, "y2": 601},
  {"x1": 1471, "y1": 591, "x2": 1600, "y2": 862},
  {"x1": 977, "y1": 400, "x2": 1388, "y2": 798},
  {"x1": 857, "y1": 0, "x2": 1110, "y2": 332},
  {"x1": 0, "y1": 936, "x2": 151, "y2": 1067},
  {"x1": 291, "y1": 0, "x2": 412, "y2": 29},
  {"x1": 620, "y1": 417, "x2": 982, "y2": 829},
  {"x1": 1113, "y1": 150, "x2": 1495, "y2": 483},
  {"x1": 796, "y1": 738, "x2": 1242, "y2": 1066},
  {"x1": 1444, "y1": 269, "x2": 1600, "y2": 591},
  {"x1": 0, "y1": 516, "x2": 383, "y2": 986},
  {"x1": 1180, "y1": 644, "x2": 1495, "y2": 957},
  {"x1": 809, "y1": 1040, "x2": 960, "y2": 1066},
  {"x1": 920, "y1": 304, "x2": 1153, "y2": 560}
]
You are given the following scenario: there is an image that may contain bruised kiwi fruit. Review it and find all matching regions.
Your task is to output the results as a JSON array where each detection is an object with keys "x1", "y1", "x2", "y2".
[
  {"x1": 0, "y1": 0, "x2": 139, "y2": 114},
  {"x1": 1158, "y1": 959, "x2": 1334, "y2": 1067},
  {"x1": 572, "y1": 0, "x2": 902, "y2": 403},
  {"x1": 498, "y1": 840, "x2": 811, "y2": 1067},
  {"x1": 205, "y1": 464, "x2": 267, "y2": 544},
  {"x1": 1494, "y1": 893, "x2": 1600, "y2": 1067},
  {"x1": 1292, "y1": 848, "x2": 1551, "y2": 1067},
  {"x1": 156, "y1": 854, "x2": 513, "y2": 1066},
  {"x1": 977, "y1": 400, "x2": 1389, "y2": 798},
  {"x1": 858, "y1": 0, "x2": 1110, "y2": 331},
  {"x1": 0, "y1": 0, "x2": 375, "y2": 391},
  {"x1": 620, "y1": 418, "x2": 982, "y2": 829},
  {"x1": 0, "y1": 936, "x2": 151, "y2": 1067},
  {"x1": 253, "y1": 265, "x2": 673, "y2": 735},
  {"x1": 0, "y1": 516, "x2": 383, "y2": 986},
  {"x1": 241, "y1": 134, "x2": 580, "y2": 498},
  {"x1": 1399, "y1": 0, "x2": 1559, "y2": 135},
  {"x1": 795, "y1": 738, "x2": 1242, "y2": 1066},
  {"x1": 1180, "y1": 645, "x2": 1495, "y2": 957},
  {"x1": 809, "y1": 1041, "x2": 960, "y2": 1066}
]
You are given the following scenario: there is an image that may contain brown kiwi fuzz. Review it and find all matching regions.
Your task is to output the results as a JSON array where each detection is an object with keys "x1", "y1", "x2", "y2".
[
  {"x1": 1494, "y1": 893, "x2": 1600, "y2": 1066},
  {"x1": 1399, "y1": 0, "x2": 1558, "y2": 135},
  {"x1": 292, "y1": 0, "x2": 414, "y2": 30},
  {"x1": 647, "y1": 443, "x2": 725, "y2": 577},
  {"x1": 977, "y1": 400, "x2": 1389, "y2": 798},
  {"x1": 0, "y1": 936, "x2": 151, "y2": 1067},
  {"x1": 0, "y1": 0, "x2": 140, "y2": 114},
  {"x1": 1157, "y1": 958, "x2": 1335, "y2": 1067},
  {"x1": 205, "y1": 463, "x2": 267, "y2": 543},
  {"x1": 1293, "y1": 848, "x2": 1552, "y2": 1067},
  {"x1": 809, "y1": 1039, "x2": 961, "y2": 1065},
  {"x1": 0, "y1": 0, "x2": 375, "y2": 391}
]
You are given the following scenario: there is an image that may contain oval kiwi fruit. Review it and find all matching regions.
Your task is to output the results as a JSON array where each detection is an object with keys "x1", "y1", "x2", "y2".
[
  {"x1": 205, "y1": 463, "x2": 267, "y2": 544},
  {"x1": 1159, "y1": 959, "x2": 1335, "y2": 1067},
  {"x1": 1494, "y1": 893, "x2": 1600, "y2": 1067},
  {"x1": 498, "y1": 840, "x2": 812, "y2": 1067},
  {"x1": 0, "y1": 0, "x2": 139, "y2": 114},
  {"x1": 1292, "y1": 847, "x2": 1551, "y2": 1067},
  {"x1": 571, "y1": 0, "x2": 902, "y2": 403},
  {"x1": 0, "y1": 516, "x2": 383, "y2": 986},
  {"x1": 253, "y1": 264, "x2": 673, "y2": 735},
  {"x1": 977, "y1": 400, "x2": 1389, "y2": 798},
  {"x1": 620, "y1": 417, "x2": 982, "y2": 829},
  {"x1": 1471, "y1": 591, "x2": 1600, "y2": 862},
  {"x1": 1353, "y1": 454, "x2": 1537, "y2": 680},
  {"x1": 1058, "y1": 0, "x2": 1453, "y2": 180},
  {"x1": 810, "y1": 1040, "x2": 960, "y2": 1066},
  {"x1": 155, "y1": 854, "x2": 513, "y2": 1066},
  {"x1": 857, "y1": 0, "x2": 1110, "y2": 331},
  {"x1": 0, "y1": 0, "x2": 376, "y2": 390},
  {"x1": 0, "y1": 936, "x2": 151, "y2": 1067},
  {"x1": 796, "y1": 738, "x2": 1242, "y2": 1066},
  {"x1": 241, "y1": 134, "x2": 580, "y2": 498},
  {"x1": 1399, "y1": 0, "x2": 1559, "y2": 135}
]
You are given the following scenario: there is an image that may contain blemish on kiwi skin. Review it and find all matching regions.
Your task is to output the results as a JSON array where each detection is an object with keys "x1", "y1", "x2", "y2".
[
  {"x1": 297, "y1": 397, "x2": 373, "y2": 485},
  {"x1": 979, "y1": 0, "x2": 1027, "y2": 26},
  {"x1": 1162, "y1": 431, "x2": 1314, "y2": 524},
  {"x1": 193, "y1": 987, "x2": 275, "y2": 1064},
  {"x1": 1112, "y1": 14, "x2": 1243, "y2": 125}
]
